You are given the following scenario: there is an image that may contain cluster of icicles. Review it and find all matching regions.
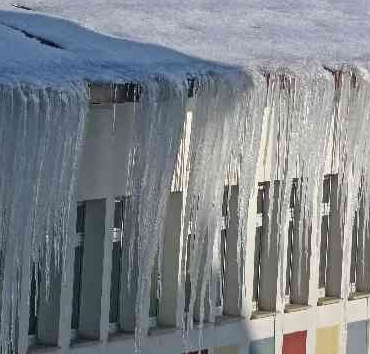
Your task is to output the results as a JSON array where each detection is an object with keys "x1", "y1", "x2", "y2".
[
  {"x1": 1, "y1": 64, "x2": 370, "y2": 353},
  {"x1": 0, "y1": 82, "x2": 86, "y2": 353}
]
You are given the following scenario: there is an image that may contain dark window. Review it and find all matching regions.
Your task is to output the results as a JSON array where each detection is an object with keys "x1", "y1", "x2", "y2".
[
  {"x1": 71, "y1": 203, "x2": 85, "y2": 330},
  {"x1": 28, "y1": 263, "x2": 40, "y2": 335},
  {"x1": 109, "y1": 241, "x2": 122, "y2": 323},
  {"x1": 253, "y1": 182, "x2": 269, "y2": 305},
  {"x1": 285, "y1": 179, "x2": 298, "y2": 300}
]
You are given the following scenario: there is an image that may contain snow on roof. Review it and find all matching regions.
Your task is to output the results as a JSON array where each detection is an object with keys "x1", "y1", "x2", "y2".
[
  {"x1": 0, "y1": 0, "x2": 369, "y2": 84},
  {"x1": 0, "y1": 21, "x2": 76, "y2": 84}
]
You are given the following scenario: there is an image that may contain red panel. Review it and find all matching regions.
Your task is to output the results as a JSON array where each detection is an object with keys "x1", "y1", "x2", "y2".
[{"x1": 283, "y1": 331, "x2": 306, "y2": 354}]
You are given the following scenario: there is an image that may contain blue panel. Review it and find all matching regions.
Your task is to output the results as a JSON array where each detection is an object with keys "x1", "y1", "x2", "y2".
[
  {"x1": 347, "y1": 321, "x2": 368, "y2": 354},
  {"x1": 250, "y1": 337, "x2": 274, "y2": 354}
]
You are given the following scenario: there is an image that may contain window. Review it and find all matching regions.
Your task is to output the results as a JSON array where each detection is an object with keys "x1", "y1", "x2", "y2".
[
  {"x1": 349, "y1": 181, "x2": 367, "y2": 298},
  {"x1": 71, "y1": 203, "x2": 85, "y2": 333},
  {"x1": 285, "y1": 179, "x2": 298, "y2": 304},
  {"x1": 318, "y1": 174, "x2": 338, "y2": 300},
  {"x1": 149, "y1": 256, "x2": 159, "y2": 327},
  {"x1": 350, "y1": 209, "x2": 360, "y2": 295},
  {"x1": 109, "y1": 198, "x2": 159, "y2": 331},
  {"x1": 28, "y1": 263, "x2": 40, "y2": 339},
  {"x1": 219, "y1": 186, "x2": 229, "y2": 309},
  {"x1": 109, "y1": 199, "x2": 123, "y2": 326},
  {"x1": 253, "y1": 182, "x2": 269, "y2": 311},
  {"x1": 184, "y1": 226, "x2": 194, "y2": 315}
]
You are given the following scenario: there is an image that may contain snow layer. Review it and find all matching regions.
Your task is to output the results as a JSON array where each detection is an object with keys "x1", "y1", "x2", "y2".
[
  {"x1": 1, "y1": 0, "x2": 370, "y2": 72},
  {"x1": 0, "y1": 6, "x2": 244, "y2": 86}
]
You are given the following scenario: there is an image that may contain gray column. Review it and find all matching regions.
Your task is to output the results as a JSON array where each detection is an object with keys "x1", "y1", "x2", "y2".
[
  {"x1": 78, "y1": 198, "x2": 113, "y2": 340},
  {"x1": 34, "y1": 206, "x2": 77, "y2": 349},
  {"x1": 326, "y1": 175, "x2": 342, "y2": 298},
  {"x1": 119, "y1": 198, "x2": 138, "y2": 332},
  {"x1": 15, "y1": 236, "x2": 32, "y2": 354},
  {"x1": 157, "y1": 192, "x2": 183, "y2": 327},
  {"x1": 223, "y1": 185, "x2": 241, "y2": 316},
  {"x1": 37, "y1": 247, "x2": 63, "y2": 345},
  {"x1": 57, "y1": 224, "x2": 77, "y2": 350}
]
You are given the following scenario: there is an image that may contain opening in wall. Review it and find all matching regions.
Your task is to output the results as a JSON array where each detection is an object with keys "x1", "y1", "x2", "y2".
[
  {"x1": 284, "y1": 178, "x2": 310, "y2": 312},
  {"x1": 109, "y1": 199, "x2": 123, "y2": 331},
  {"x1": 71, "y1": 202, "x2": 85, "y2": 339},
  {"x1": 285, "y1": 179, "x2": 297, "y2": 305},
  {"x1": 252, "y1": 181, "x2": 271, "y2": 316},
  {"x1": 349, "y1": 181, "x2": 370, "y2": 300},
  {"x1": 28, "y1": 262, "x2": 40, "y2": 346},
  {"x1": 221, "y1": 184, "x2": 240, "y2": 318},
  {"x1": 149, "y1": 256, "x2": 159, "y2": 330},
  {"x1": 318, "y1": 174, "x2": 341, "y2": 305},
  {"x1": 109, "y1": 197, "x2": 158, "y2": 334},
  {"x1": 184, "y1": 222, "x2": 194, "y2": 317}
]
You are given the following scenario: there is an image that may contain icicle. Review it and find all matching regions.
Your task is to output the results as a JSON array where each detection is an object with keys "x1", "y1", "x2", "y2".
[
  {"x1": 121, "y1": 77, "x2": 186, "y2": 351},
  {"x1": 0, "y1": 82, "x2": 86, "y2": 354}
]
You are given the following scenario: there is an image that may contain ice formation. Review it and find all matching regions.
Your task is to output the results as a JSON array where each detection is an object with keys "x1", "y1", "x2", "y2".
[
  {"x1": 0, "y1": 83, "x2": 86, "y2": 353},
  {"x1": 120, "y1": 65, "x2": 370, "y2": 350}
]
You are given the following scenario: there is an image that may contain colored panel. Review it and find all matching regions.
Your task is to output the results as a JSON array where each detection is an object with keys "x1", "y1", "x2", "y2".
[
  {"x1": 250, "y1": 337, "x2": 274, "y2": 354},
  {"x1": 283, "y1": 331, "x2": 306, "y2": 354},
  {"x1": 214, "y1": 346, "x2": 238, "y2": 354},
  {"x1": 347, "y1": 321, "x2": 367, "y2": 354},
  {"x1": 316, "y1": 325, "x2": 340, "y2": 354}
]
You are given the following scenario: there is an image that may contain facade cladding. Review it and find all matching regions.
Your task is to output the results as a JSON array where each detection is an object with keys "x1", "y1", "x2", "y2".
[
  {"x1": 6, "y1": 74, "x2": 370, "y2": 354},
  {"x1": 283, "y1": 331, "x2": 307, "y2": 354}
]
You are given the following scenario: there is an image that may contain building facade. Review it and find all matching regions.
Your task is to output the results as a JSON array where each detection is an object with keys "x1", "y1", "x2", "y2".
[{"x1": 14, "y1": 70, "x2": 370, "y2": 354}]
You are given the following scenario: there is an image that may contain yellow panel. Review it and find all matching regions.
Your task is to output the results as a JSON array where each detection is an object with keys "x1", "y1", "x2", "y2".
[
  {"x1": 316, "y1": 325, "x2": 340, "y2": 354},
  {"x1": 213, "y1": 345, "x2": 239, "y2": 354}
]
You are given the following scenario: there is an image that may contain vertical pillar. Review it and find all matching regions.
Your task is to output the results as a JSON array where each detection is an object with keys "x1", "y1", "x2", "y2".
[
  {"x1": 119, "y1": 198, "x2": 138, "y2": 332},
  {"x1": 37, "y1": 246, "x2": 62, "y2": 345},
  {"x1": 244, "y1": 188, "x2": 258, "y2": 319},
  {"x1": 326, "y1": 175, "x2": 342, "y2": 298},
  {"x1": 157, "y1": 192, "x2": 183, "y2": 327},
  {"x1": 34, "y1": 205, "x2": 77, "y2": 349},
  {"x1": 78, "y1": 198, "x2": 113, "y2": 340},
  {"x1": 223, "y1": 185, "x2": 241, "y2": 316},
  {"x1": 194, "y1": 231, "x2": 212, "y2": 323},
  {"x1": 99, "y1": 197, "x2": 115, "y2": 341},
  {"x1": 15, "y1": 234, "x2": 32, "y2": 354},
  {"x1": 157, "y1": 107, "x2": 193, "y2": 328},
  {"x1": 308, "y1": 182, "x2": 320, "y2": 307},
  {"x1": 57, "y1": 222, "x2": 77, "y2": 350}
]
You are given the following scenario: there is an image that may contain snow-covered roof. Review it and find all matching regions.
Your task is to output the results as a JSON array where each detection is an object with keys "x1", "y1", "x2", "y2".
[{"x1": 0, "y1": 0, "x2": 369, "y2": 83}]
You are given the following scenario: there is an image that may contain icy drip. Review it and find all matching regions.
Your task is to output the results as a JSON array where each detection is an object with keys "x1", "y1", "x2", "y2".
[
  {"x1": 278, "y1": 70, "x2": 334, "y2": 305},
  {"x1": 122, "y1": 79, "x2": 186, "y2": 350},
  {"x1": 330, "y1": 69, "x2": 370, "y2": 297},
  {"x1": 244, "y1": 70, "x2": 334, "y2": 309},
  {"x1": 290, "y1": 71, "x2": 334, "y2": 304},
  {"x1": 234, "y1": 73, "x2": 266, "y2": 314},
  {"x1": 176, "y1": 73, "x2": 253, "y2": 339},
  {"x1": 0, "y1": 83, "x2": 86, "y2": 353}
]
